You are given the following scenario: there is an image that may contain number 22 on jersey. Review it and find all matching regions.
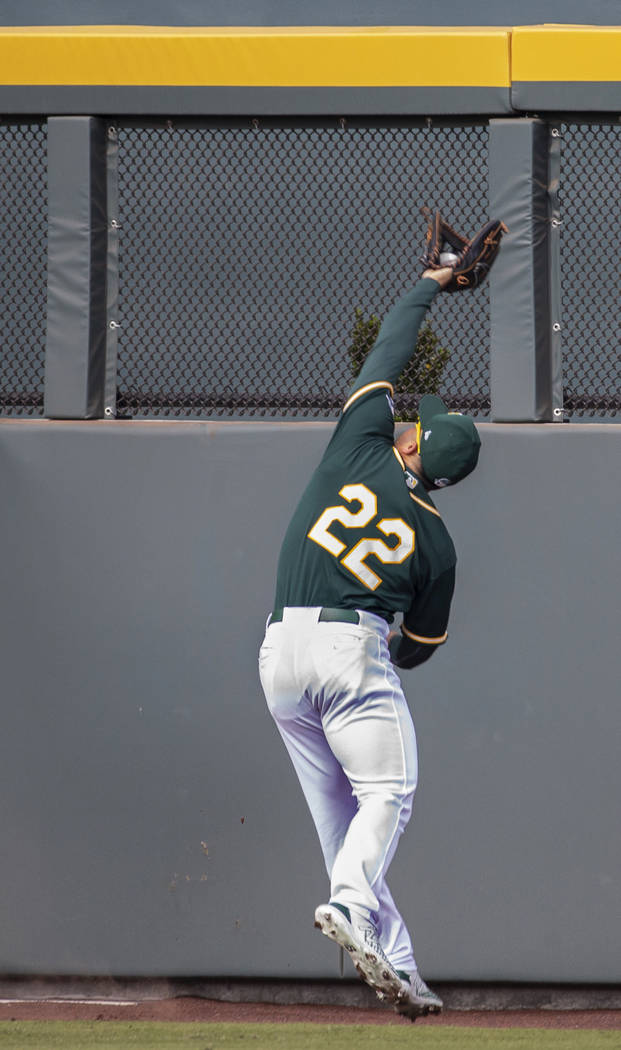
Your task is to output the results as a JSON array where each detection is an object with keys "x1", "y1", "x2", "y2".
[{"x1": 307, "y1": 483, "x2": 415, "y2": 591}]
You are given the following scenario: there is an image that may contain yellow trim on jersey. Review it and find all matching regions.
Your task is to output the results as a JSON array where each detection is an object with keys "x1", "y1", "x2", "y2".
[
  {"x1": 392, "y1": 446, "x2": 406, "y2": 469},
  {"x1": 402, "y1": 624, "x2": 448, "y2": 645},
  {"x1": 343, "y1": 381, "x2": 394, "y2": 414},
  {"x1": 409, "y1": 491, "x2": 442, "y2": 518}
]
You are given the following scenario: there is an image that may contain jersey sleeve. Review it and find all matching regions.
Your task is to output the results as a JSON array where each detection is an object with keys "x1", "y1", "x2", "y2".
[
  {"x1": 351, "y1": 278, "x2": 440, "y2": 392},
  {"x1": 325, "y1": 278, "x2": 441, "y2": 454},
  {"x1": 389, "y1": 566, "x2": 455, "y2": 669}
]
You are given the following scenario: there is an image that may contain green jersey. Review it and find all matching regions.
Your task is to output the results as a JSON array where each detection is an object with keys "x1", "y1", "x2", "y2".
[{"x1": 274, "y1": 278, "x2": 457, "y2": 665}]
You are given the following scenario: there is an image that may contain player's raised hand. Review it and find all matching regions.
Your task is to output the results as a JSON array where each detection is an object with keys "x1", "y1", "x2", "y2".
[
  {"x1": 422, "y1": 266, "x2": 454, "y2": 287},
  {"x1": 421, "y1": 208, "x2": 507, "y2": 291}
]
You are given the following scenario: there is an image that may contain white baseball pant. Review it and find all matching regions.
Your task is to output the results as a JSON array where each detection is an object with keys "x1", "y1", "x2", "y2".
[{"x1": 259, "y1": 605, "x2": 419, "y2": 973}]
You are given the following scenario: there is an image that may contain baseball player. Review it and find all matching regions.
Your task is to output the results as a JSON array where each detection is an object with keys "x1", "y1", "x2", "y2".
[{"x1": 259, "y1": 257, "x2": 486, "y2": 1020}]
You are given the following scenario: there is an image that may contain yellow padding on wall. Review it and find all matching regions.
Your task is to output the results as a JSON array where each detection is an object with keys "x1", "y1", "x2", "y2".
[
  {"x1": 0, "y1": 25, "x2": 511, "y2": 87},
  {"x1": 513, "y1": 24, "x2": 621, "y2": 81}
]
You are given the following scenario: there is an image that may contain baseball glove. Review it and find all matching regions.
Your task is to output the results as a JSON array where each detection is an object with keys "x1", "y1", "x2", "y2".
[{"x1": 421, "y1": 207, "x2": 508, "y2": 292}]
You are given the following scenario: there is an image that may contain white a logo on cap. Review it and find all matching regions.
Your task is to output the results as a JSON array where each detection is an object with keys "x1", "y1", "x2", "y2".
[
  {"x1": 434, "y1": 477, "x2": 451, "y2": 488},
  {"x1": 424, "y1": 430, "x2": 432, "y2": 440}
]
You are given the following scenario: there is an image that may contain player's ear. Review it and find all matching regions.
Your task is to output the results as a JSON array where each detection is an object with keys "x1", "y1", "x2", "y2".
[{"x1": 397, "y1": 426, "x2": 419, "y2": 455}]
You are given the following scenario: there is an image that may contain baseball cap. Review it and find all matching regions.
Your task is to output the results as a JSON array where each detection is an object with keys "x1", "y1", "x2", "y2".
[{"x1": 418, "y1": 394, "x2": 481, "y2": 488}]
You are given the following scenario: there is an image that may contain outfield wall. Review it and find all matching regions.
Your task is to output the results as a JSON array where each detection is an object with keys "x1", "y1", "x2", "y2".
[
  {"x1": 4, "y1": 24, "x2": 621, "y2": 113},
  {"x1": 0, "y1": 420, "x2": 619, "y2": 982}
]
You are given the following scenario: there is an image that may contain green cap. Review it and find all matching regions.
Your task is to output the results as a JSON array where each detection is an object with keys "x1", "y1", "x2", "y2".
[{"x1": 418, "y1": 394, "x2": 481, "y2": 488}]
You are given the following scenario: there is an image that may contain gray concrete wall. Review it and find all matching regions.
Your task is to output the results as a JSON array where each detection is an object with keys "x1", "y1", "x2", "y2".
[
  {"x1": 1, "y1": 419, "x2": 619, "y2": 982},
  {"x1": 3, "y1": 1, "x2": 621, "y2": 27}
]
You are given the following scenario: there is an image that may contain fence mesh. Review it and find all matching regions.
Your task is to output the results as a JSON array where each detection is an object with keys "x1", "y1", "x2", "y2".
[
  {"x1": 0, "y1": 121, "x2": 47, "y2": 416},
  {"x1": 559, "y1": 122, "x2": 620, "y2": 419},
  {"x1": 115, "y1": 119, "x2": 490, "y2": 419},
  {"x1": 2, "y1": 117, "x2": 616, "y2": 423}
]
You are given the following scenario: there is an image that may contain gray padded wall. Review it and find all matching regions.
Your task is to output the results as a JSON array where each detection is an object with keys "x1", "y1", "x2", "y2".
[
  {"x1": 5, "y1": 1, "x2": 621, "y2": 26},
  {"x1": 44, "y1": 118, "x2": 108, "y2": 419},
  {"x1": 489, "y1": 120, "x2": 562, "y2": 422},
  {"x1": 0, "y1": 420, "x2": 619, "y2": 982}
]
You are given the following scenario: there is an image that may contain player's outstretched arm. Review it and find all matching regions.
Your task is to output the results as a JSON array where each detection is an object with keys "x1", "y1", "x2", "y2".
[{"x1": 349, "y1": 269, "x2": 453, "y2": 396}]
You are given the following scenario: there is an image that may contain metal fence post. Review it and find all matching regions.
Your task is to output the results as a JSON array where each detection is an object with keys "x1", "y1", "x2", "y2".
[
  {"x1": 44, "y1": 117, "x2": 108, "y2": 418},
  {"x1": 488, "y1": 118, "x2": 563, "y2": 422}
]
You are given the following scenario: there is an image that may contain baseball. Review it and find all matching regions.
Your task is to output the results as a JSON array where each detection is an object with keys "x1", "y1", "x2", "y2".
[{"x1": 439, "y1": 251, "x2": 459, "y2": 267}]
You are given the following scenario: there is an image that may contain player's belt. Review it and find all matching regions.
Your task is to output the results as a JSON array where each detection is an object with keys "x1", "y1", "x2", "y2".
[{"x1": 270, "y1": 607, "x2": 360, "y2": 625}]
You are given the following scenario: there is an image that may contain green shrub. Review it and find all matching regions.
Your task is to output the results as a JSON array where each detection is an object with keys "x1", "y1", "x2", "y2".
[{"x1": 348, "y1": 308, "x2": 450, "y2": 421}]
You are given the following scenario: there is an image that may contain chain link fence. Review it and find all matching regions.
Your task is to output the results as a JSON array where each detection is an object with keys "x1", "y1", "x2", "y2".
[
  {"x1": 0, "y1": 121, "x2": 47, "y2": 416},
  {"x1": 559, "y1": 122, "x2": 620, "y2": 419},
  {"x1": 115, "y1": 119, "x2": 490, "y2": 420},
  {"x1": 0, "y1": 117, "x2": 618, "y2": 422}
]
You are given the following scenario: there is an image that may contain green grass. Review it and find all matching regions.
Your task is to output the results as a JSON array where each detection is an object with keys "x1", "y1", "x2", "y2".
[{"x1": 0, "y1": 1023, "x2": 618, "y2": 1050}]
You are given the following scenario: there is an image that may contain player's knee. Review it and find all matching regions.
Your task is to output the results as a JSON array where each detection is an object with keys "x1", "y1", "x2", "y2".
[{"x1": 357, "y1": 780, "x2": 416, "y2": 814}]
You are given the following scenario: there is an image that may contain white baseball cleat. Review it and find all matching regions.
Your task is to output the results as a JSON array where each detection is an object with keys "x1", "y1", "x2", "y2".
[
  {"x1": 314, "y1": 902, "x2": 403, "y2": 1004},
  {"x1": 393, "y1": 968, "x2": 443, "y2": 1021}
]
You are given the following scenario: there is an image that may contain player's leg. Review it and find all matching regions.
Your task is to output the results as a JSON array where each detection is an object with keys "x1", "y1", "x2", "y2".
[
  {"x1": 261, "y1": 632, "x2": 405, "y2": 1000},
  {"x1": 318, "y1": 625, "x2": 418, "y2": 921},
  {"x1": 375, "y1": 846, "x2": 443, "y2": 1018},
  {"x1": 259, "y1": 614, "x2": 358, "y2": 878},
  {"x1": 308, "y1": 620, "x2": 418, "y2": 1004},
  {"x1": 375, "y1": 878, "x2": 417, "y2": 973},
  {"x1": 274, "y1": 713, "x2": 358, "y2": 877}
]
